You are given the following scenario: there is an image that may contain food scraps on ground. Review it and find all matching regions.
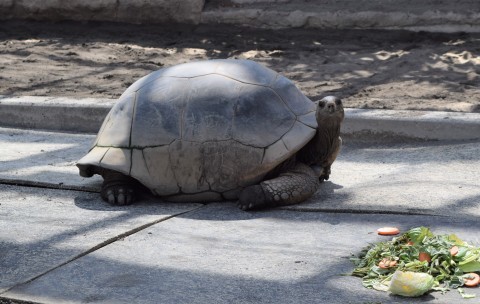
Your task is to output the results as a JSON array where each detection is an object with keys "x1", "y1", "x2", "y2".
[
  {"x1": 351, "y1": 227, "x2": 480, "y2": 299},
  {"x1": 418, "y1": 252, "x2": 432, "y2": 262},
  {"x1": 377, "y1": 227, "x2": 400, "y2": 236},
  {"x1": 451, "y1": 246, "x2": 459, "y2": 256},
  {"x1": 388, "y1": 271, "x2": 434, "y2": 297},
  {"x1": 379, "y1": 258, "x2": 398, "y2": 269},
  {"x1": 464, "y1": 273, "x2": 480, "y2": 287}
]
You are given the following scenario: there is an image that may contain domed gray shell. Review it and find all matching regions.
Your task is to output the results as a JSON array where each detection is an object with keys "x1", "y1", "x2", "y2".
[{"x1": 77, "y1": 59, "x2": 317, "y2": 201}]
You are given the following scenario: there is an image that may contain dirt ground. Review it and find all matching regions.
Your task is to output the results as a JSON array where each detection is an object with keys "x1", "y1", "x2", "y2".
[{"x1": 0, "y1": 20, "x2": 479, "y2": 112}]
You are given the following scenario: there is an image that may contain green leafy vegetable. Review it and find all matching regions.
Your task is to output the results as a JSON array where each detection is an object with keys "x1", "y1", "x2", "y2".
[
  {"x1": 406, "y1": 227, "x2": 434, "y2": 245},
  {"x1": 351, "y1": 227, "x2": 480, "y2": 299},
  {"x1": 458, "y1": 288, "x2": 476, "y2": 299},
  {"x1": 460, "y1": 261, "x2": 480, "y2": 273}
]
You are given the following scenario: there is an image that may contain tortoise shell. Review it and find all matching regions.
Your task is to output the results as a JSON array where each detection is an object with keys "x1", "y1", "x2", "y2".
[{"x1": 77, "y1": 59, "x2": 317, "y2": 202}]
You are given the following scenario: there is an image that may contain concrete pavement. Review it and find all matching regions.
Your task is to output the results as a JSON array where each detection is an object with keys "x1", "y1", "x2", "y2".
[{"x1": 0, "y1": 125, "x2": 479, "y2": 303}]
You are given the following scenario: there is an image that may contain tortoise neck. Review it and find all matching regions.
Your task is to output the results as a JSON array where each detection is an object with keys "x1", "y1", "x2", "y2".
[{"x1": 297, "y1": 119, "x2": 341, "y2": 166}]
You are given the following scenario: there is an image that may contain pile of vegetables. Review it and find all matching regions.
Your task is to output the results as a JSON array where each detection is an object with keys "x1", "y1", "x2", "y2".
[{"x1": 350, "y1": 227, "x2": 480, "y2": 298}]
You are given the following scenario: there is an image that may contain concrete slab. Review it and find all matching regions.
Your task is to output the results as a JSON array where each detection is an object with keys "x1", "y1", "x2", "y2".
[
  {"x1": 0, "y1": 96, "x2": 112, "y2": 133},
  {"x1": 0, "y1": 127, "x2": 100, "y2": 192},
  {"x1": 343, "y1": 109, "x2": 480, "y2": 141},
  {"x1": 1, "y1": 127, "x2": 479, "y2": 303},
  {"x1": 287, "y1": 138, "x2": 480, "y2": 218},
  {"x1": 3, "y1": 203, "x2": 479, "y2": 303},
  {"x1": 1, "y1": 127, "x2": 479, "y2": 218},
  {"x1": 0, "y1": 184, "x2": 200, "y2": 293}
]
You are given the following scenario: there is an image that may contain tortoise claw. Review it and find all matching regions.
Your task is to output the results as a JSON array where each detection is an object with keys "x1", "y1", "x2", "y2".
[
  {"x1": 117, "y1": 191, "x2": 126, "y2": 205},
  {"x1": 319, "y1": 166, "x2": 331, "y2": 183},
  {"x1": 107, "y1": 190, "x2": 116, "y2": 205},
  {"x1": 102, "y1": 185, "x2": 135, "y2": 206},
  {"x1": 237, "y1": 185, "x2": 267, "y2": 211}
]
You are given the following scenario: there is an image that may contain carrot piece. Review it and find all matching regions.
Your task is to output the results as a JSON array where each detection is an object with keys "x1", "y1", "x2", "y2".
[
  {"x1": 419, "y1": 252, "x2": 431, "y2": 262},
  {"x1": 464, "y1": 273, "x2": 480, "y2": 287},
  {"x1": 377, "y1": 227, "x2": 400, "y2": 236},
  {"x1": 450, "y1": 246, "x2": 459, "y2": 256},
  {"x1": 406, "y1": 241, "x2": 414, "y2": 246},
  {"x1": 378, "y1": 258, "x2": 397, "y2": 269}
]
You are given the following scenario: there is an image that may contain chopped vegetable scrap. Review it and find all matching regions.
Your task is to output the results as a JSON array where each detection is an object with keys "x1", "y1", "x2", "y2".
[
  {"x1": 377, "y1": 227, "x2": 400, "y2": 236},
  {"x1": 464, "y1": 273, "x2": 480, "y2": 287},
  {"x1": 379, "y1": 258, "x2": 397, "y2": 269},
  {"x1": 451, "y1": 246, "x2": 460, "y2": 257},
  {"x1": 389, "y1": 271, "x2": 434, "y2": 297},
  {"x1": 351, "y1": 227, "x2": 480, "y2": 298},
  {"x1": 418, "y1": 252, "x2": 432, "y2": 263}
]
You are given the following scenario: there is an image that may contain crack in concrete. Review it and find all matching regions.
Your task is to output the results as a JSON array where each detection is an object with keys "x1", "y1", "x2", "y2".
[
  {"x1": 0, "y1": 204, "x2": 205, "y2": 296},
  {"x1": 0, "y1": 179, "x2": 99, "y2": 193},
  {"x1": 281, "y1": 207, "x2": 443, "y2": 217}
]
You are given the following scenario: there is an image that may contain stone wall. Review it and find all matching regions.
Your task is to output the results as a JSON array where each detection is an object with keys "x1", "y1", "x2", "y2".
[
  {"x1": 203, "y1": 0, "x2": 480, "y2": 32},
  {"x1": 0, "y1": 0, "x2": 206, "y2": 24},
  {"x1": 1, "y1": 0, "x2": 479, "y2": 32}
]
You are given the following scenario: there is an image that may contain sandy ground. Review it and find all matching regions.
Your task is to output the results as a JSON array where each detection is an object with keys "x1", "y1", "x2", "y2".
[{"x1": 0, "y1": 20, "x2": 479, "y2": 112}]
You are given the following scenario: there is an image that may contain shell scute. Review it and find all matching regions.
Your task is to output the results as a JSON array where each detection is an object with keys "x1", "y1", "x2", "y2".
[
  {"x1": 96, "y1": 92, "x2": 136, "y2": 147},
  {"x1": 130, "y1": 77, "x2": 186, "y2": 147},
  {"x1": 142, "y1": 146, "x2": 179, "y2": 195},
  {"x1": 100, "y1": 147, "x2": 132, "y2": 176},
  {"x1": 202, "y1": 140, "x2": 264, "y2": 192},
  {"x1": 215, "y1": 59, "x2": 278, "y2": 86},
  {"x1": 182, "y1": 74, "x2": 239, "y2": 142},
  {"x1": 272, "y1": 75, "x2": 316, "y2": 116},
  {"x1": 232, "y1": 85, "x2": 295, "y2": 147}
]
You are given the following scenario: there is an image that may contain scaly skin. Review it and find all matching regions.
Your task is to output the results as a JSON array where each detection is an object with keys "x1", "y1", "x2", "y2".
[{"x1": 238, "y1": 163, "x2": 319, "y2": 210}]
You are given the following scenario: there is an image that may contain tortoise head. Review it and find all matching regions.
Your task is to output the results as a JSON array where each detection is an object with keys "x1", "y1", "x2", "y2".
[
  {"x1": 316, "y1": 96, "x2": 345, "y2": 125},
  {"x1": 296, "y1": 95, "x2": 345, "y2": 176}
]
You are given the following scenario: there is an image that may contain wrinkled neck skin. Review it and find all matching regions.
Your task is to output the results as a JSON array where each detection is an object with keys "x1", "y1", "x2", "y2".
[
  {"x1": 297, "y1": 112, "x2": 343, "y2": 167},
  {"x1": 317, "y1": 116, "x2": 342, "y2": 163}
]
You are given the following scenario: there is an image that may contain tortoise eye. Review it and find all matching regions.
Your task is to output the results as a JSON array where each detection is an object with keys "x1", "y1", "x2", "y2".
[
  {"x1": 318, "y1": 100, "x2": 326, "y2": 108},
  {"x1": 335, "y1": 99, "x2": 342, "y2": 106}
]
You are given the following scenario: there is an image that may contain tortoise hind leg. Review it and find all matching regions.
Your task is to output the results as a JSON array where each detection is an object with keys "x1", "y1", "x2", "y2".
[
  {"x1": 238, "y1": 163, "x2": 320, "y2": 210},
  {"x1": 100, "y1": 169, "x2": 136, "y2": 206}
]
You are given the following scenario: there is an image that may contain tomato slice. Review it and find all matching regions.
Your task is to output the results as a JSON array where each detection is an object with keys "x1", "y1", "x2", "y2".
[
  {"x1": 419, "y1": 252, "x2": 431, "y2": 262},
  {"x1": 377, "y1": 227, "x2": 400, "y2": 236},
  {"x1": 464, "y1": 273, "x2": 480, "y2": 287},
  {"x1": 450, "y1": 246, "x2": 459, "y2": 256}
]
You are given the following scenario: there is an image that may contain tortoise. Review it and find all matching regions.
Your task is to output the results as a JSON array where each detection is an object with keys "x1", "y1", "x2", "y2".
[{"x1": 77, "y1": 59, "x2": 344, "y2": 210}]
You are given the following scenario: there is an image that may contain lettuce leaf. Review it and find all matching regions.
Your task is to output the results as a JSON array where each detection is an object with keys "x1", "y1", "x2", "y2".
[{"x1": 406, "y1": 227, "x2": 434, "y2": 245}]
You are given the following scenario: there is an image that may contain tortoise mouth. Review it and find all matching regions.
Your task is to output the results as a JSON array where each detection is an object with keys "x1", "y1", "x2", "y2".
[
  {"x1": 327, "y1": 106, "x2": 337, "y2": 114},
  {"x1": 318, "y1": 105, "x2": 344, "y2": 121}
]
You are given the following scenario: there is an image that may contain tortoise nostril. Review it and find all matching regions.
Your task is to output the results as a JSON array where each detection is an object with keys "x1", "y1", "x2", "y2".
[{"x1": 327, "y1": 103, "x2": 335, "y2": 110}]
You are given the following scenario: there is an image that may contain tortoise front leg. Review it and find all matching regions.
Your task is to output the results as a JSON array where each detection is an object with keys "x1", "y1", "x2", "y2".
[
  {"x1": 320, "y1": 136, "x2": 342, "y2": 182},
  {"x1": 238, "y1": 163, "x2": 320, "y2": 210},
  {"x1": 100, "y1": 169, "x2": 137, "y2": 206}
]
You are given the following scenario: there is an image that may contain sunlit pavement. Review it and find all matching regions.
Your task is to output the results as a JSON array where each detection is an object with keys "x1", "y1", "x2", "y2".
[{"x1": 1, "y1": 127, "x2": 479, "y2": 303}]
